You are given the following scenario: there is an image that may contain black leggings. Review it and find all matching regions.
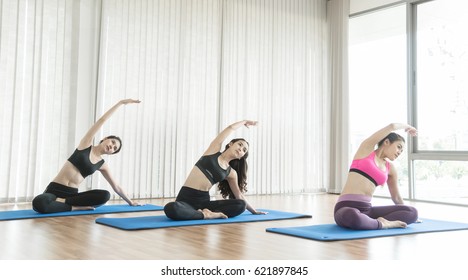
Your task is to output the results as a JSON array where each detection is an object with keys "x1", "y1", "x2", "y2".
[
  {"x1": 164, "y1": 186, "x2": 246, "y2": 220},
  {"x1": 32, "y1": 182, "x2": 110, "y2": 214}
]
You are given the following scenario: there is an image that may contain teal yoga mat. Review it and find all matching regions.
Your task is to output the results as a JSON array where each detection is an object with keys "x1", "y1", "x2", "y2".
[
  {"x1": 0, "y1": 204, "x2": 163, "y2": 221},
  {"x1": 266, "y1": 218, "x2": 468, "y2": 241},
  {"x1": 95, "y1": 209, "x2": 312, "y2": 230}
]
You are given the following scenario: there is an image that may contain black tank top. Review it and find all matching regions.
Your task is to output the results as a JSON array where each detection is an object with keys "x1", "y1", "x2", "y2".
[
  {"x1": 68, "y1": 146, "x2": 105, "y2": 177},
  {"x1": 195, "y1": 152, "x2": 231, "y2": 185}
]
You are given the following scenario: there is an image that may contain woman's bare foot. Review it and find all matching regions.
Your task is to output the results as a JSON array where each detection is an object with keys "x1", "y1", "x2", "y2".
[
  {"x1": 72, "y1": 206, "x2": 95, "y2": 211},
  {"x1": 377, "y1": 217, "x2": 407, "y2": 229},
  {"x1": 200, "y1": 209, "x2": 228, "y2": 219},
  {"x1": 55, "y1": 197, "x2": 95, "y2": 211}
]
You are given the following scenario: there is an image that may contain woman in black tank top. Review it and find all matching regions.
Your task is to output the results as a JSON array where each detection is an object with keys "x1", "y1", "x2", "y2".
[
  {"x1": 164, "y1": 120, "x2": 268, "y2": 220},
  {"x1": 32, "y1": 99, "x2": 143, "y2": 213}
]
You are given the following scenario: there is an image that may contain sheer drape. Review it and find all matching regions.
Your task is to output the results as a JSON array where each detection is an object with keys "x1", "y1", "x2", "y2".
[
  {"x1": 327, "y1": 0, "x2": 350, "y2": 193},
  {"x1": 94, "y1": 0, "x2": 222, "y2": 199},
  {"x1": 220, "y1": 0, "x2": 329, "y2": 194},
  {"x1": 1, "y1": 0, "x2": 336, "y2": 202},
  {"x1": 0, "y1": 0, "x2": 86, "y2": 203}
]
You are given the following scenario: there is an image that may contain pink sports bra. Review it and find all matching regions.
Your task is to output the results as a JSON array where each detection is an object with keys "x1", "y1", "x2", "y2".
[{"x1": 349, "y1": 151, "x2": 390, "y2": 186}]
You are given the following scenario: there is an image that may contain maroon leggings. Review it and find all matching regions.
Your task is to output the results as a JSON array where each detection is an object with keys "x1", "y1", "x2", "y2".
[{"x1": 334, "y1": 199, "x2": 418, "y2": 230}]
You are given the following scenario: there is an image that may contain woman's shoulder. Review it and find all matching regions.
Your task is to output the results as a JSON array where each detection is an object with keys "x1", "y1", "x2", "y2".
[
  {"x1": 75, "y1": 144, "x2": 93, "y2": 151},
  {"x1": 201, "y1": 151, "x2": 222, "y2": 157}
]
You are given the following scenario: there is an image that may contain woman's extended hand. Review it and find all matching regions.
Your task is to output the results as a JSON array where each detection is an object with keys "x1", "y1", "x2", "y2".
[
  {"x1": 130, "y1": 200, "x2": 145, "y2": 206},
  {"x1": 405, "y1": 126, "x2": 418, "y2": 137},
  {"x1": 120, "y1": 99, "x2": 141, "y2": 105},
  {"x1": 244, "y1": 120, "x2": 258, "y2": 128}
]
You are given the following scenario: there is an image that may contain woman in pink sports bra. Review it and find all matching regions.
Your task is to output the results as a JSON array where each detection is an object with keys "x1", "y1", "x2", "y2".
[{"x1": 334, "y1": 123, "x2": 419, "y2": 230}]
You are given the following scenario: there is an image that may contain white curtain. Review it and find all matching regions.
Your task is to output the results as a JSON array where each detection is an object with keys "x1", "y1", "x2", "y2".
[
  {"x1": 327, "y1": 0, "x2": 350, "y2": 193},
  {"x1": 0, "y1": 0, "x2": 334, "y2": 203},
  {"x1": 94, "y1": 0, "x2": 223, "y2": 199},
  {"x1": 0, "y1": 0, "x2": 87, "y2": 203},
  {"x1": 220, "y1": 0, "x2": 329, "y2": 194}
]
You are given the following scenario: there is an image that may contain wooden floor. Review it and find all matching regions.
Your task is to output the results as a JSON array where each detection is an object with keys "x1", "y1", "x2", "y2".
[{"x1": 1, "y1": 193, "x2": 468, "y2": 260}]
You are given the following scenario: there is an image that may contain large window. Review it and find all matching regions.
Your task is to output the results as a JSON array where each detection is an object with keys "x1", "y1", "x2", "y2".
[
  {"x1": 349, "y1": 4, "x2": 408, "y2": 198},
  {"x1": 414, "y1": 160, "x2": 468, "y2": 204},
  {"x1": 349, "y1": 0, "x2": 468, "y2": 205},
  {"x1": 413, "y1": 0, "x2": 468, "y2": 204},
  {"x1": 416, "y1": 0, "x2": 468, "y2": 152}
]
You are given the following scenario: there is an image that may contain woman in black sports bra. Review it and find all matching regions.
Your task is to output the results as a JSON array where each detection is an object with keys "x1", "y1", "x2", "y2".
[
  {"x1": 164, "y1": 120, "x2": 267, "y2": 220},
  {"x1": 32, "y1": 99, "x2": 142, "y2": 213}
]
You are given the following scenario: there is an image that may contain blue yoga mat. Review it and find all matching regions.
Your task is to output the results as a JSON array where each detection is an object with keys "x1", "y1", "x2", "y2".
[
  {"x1": 0, "y1": 204, "x2": 164, "y2": 221},
  {"x1": 95, "y1": 209, "x2": 312, "y2": 230},
  {"x1": 266, "y1": 218, "x2": 468, "y2": 241}
]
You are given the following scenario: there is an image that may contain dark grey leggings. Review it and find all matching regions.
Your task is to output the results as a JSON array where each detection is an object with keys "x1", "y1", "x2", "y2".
[
  {"x1": 334, "y1": 200, "x2": 418, "y2": 230},
  {"x1": 164, "y1": 186, "x2": 247, "y2": 220},
  {"x1": 32, "y1": 182, "x2": 110, "y2": 214}
]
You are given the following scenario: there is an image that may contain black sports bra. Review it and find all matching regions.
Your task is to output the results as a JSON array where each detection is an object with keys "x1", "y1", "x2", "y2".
[
  {"x1": 195, "y1": 152, "x2": 231, "y2": 185},
  {"x1": 68, "y1": 146, "x2": 105, "y2": 177}
]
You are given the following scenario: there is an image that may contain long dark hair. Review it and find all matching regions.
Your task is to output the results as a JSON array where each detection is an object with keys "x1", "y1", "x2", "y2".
[{"x1": 218, "y1": 138, "x2": 249, "y2": 199}]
